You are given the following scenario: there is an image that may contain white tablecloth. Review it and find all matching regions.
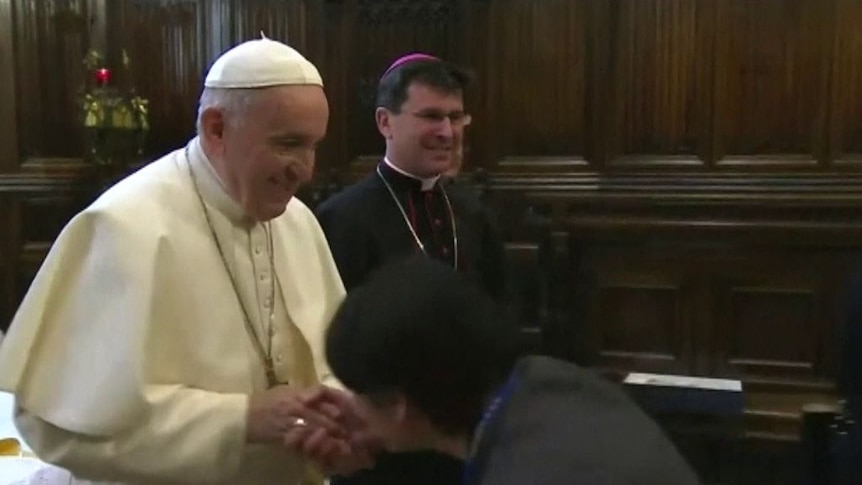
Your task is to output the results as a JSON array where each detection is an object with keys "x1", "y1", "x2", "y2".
[{"x1": 0, "y1": 392, "x2": 48, "y2": 484}]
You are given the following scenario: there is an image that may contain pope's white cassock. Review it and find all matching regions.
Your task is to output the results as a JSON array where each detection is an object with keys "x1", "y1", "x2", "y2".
[{"x1": 0, "y1": 39, "x2": 345, "y2": 485}]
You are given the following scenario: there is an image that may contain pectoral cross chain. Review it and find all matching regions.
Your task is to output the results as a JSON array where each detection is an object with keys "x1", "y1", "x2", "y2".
[{"x1": 265, "y1": 358, "x2": 280, "y2": 388}]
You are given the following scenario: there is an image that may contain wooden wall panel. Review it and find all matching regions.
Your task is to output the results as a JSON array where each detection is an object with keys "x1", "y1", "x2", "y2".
[
  {"x1": 725, "y1": 288, "x2": 817, "y2": 374},
  {"x1": 0, "y1": 0, "x2": 17, "y2": 173},
  {"x1": 503, "y1": 242, "x2": 547, "y2": 353},
  {"x1": 713, "y1": 0, "x2": 828, "y2": 165},
  {"x1": 608, "y1": 0, "x2": 710, "y2": 166},
  {"x1": 311, "y1": 0, "x2": 350, "y2": 176},
  {"x1": 0, "y1": 193, "x2": 12, "y2": 327},
  {"x1": 456, "y1": 0, "x2": 490, "y2": 172},
  {"x1": 579, "y1": 244, "x2": 695, "y2": 375},
  {"x1": 830, "y1": 0, "x2": 862, "y2": 163},
  {"x1": 13, "y1": 0, "x2": 91, "y2": 161},
  {"x1": 231, "y1": 0, "x2": 309, "y2": 50},
  {"x1": 596, "y1": 283, "x2": 690, "y2": 373},
  {"x1": 709, "y1": 250, "x2": 849, "y2": 388},
  {"x1": 486, "y1": 0, "x2": 589, "y2": 161},
  {"x1": 20, "y1": 194, "x2": 79, "y2": 244},
  {"x1": 1, "y1": 0, "x2": 95, "y2": 333},
  {"x1": 110, "y1": 1, "x2": 208, "y2": 155}
]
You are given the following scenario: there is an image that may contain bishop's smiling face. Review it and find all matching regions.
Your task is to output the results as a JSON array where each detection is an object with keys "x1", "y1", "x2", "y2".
[
  {"x1": 204, "y1": 84, "x2": 329, "y2": 221},
  {"x1": 376, "y1": 82, "x2": 468, "y2": 178}
]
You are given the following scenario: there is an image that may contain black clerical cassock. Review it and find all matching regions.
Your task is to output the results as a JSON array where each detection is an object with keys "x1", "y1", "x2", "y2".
[{"x1": 316, "y1": 161, "x2": 508, "y2": 301}]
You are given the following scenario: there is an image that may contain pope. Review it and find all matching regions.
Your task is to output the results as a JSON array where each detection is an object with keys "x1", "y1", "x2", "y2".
[{"x1": 0, "y1": 36, "x2": 371, "y2": 484}]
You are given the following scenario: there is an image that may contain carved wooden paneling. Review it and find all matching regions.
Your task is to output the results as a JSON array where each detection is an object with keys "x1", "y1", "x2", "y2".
[
  {"x1": 0, "y1": 194, "x2": 12, "y2": 327},
  {"x1": 20, "y1": 195, "x2": 80, "y2": 244},
  {"x1": 357, "y1": 0, "x2": 455, "y2": 25},
  {"x1": 0, "y1": 170, "x2": 93, "y2": 333},
  {"x1": 713, "y1": 0, "x2": 828, "y2": 165},
  {"x1": 232, "y1": 0, "x2": 308, "y2": 51},
  {"x1": 0, "y1": 0, "x2": 17, "y2": 173},
  {"x1": 597, "y1": 284, "x2": 689, "y2": 372},
  {"x1": 485, "y1": 0, "x2": 589, "y2": 161},
  {"x1": 13, "y1": 0, "x2": 91, "y2": 161},
  {"x1": 484, "y1": 172, "x2": 862, "y2": 447},
  {"x1": 0, "y1": 194, "x2": 19, "y2": 332},
  {"x1": 709, "y1": 251, "x2": 847, "y2": 388},
  {"x1": 725, "y1": 288, "x2": 817, "y2": 375},
  {"x1": 577, "y1": 244, "x2": 694, "y2": 375},
  {"x1": 455, "y1": 0, "x2": 488, "y2": 172},
  {"x1": 608, "y1": 0, "x2": 710, "y2": 166},
  {"x1": 313, "y1": 0, "x2": 351, "y2": 174},
  {"x1": 503, "y1": 242, "x2": 547, "y2": 353},
  {"x1": 0, "y1": 2, "x2": 18, "y2": 331},
  {"x1": 111, "y1": 0, "x2": 205, "y2": 156},
  {"x1": 830, "y1": 0, "x2": 862, "y2": 163},
  {"x1": 2, "y1": 0, "x2": 855, "y2": 176},
  {"x1": 1, "y1": 1, "x2": 95, "y2": 331}
]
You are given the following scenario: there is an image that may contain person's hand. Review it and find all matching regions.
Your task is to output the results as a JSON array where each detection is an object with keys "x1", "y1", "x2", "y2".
[
  {"x1": 298, "y1": 387, "x2": 384, "y2": 476},
  {"x1": 283, "y1": 424, "x2": 376, "y2": 477},
  {"x1": 252, "y1": 385, "x2": 371, "y2": 472},
  {"x1": 303, "y1": 387, "x2": 367, "y2": 434},
  {"x1": 246, "y1": 385, "x2": 347, "y2": 444},
  {"x1": 319, "y1": 439, "x2": 377, "y2": 477}
]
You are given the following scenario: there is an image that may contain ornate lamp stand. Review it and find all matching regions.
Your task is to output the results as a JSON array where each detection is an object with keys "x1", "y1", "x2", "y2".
[{"x1": 79, "y1": 49, "x2": 149, "y2": 189}]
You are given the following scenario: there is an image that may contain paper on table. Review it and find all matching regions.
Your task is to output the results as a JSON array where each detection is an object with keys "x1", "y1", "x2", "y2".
[{"x1": 624, "y1": 372, "x2": 742, "y2": 392}]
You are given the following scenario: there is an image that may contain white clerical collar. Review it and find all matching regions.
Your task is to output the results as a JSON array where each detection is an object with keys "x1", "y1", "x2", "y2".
[
  {"x1": 384, "y1": 157, "x2": 440, "y2": 191},
  {"x1": 187, "y1": 137, "x2": 249, "y2": 224}
]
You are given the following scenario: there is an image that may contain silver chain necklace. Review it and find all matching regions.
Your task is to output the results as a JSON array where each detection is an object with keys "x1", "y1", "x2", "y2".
[
  {"x1": 182, "y1": 147, "x2": 281, "y2": 388},
  {"x1": 376, "y1": 165, "x2": 458, "y2": 270}
]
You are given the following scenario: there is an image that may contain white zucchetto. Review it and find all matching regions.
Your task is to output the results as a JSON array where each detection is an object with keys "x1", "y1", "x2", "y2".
[{"x1": 204, "y1": 34, "x2": 323, "y2": 89}]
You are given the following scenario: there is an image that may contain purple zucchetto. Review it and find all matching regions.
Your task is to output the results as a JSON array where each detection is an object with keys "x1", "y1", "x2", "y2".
[{"x1": 381, "y1": 53, "x2": 441, "y2": 79}]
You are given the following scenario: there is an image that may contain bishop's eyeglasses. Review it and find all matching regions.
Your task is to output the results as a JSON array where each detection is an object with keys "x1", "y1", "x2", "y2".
[{"x1": 409, "y1": 110, "x2": 473, "y2": 128}]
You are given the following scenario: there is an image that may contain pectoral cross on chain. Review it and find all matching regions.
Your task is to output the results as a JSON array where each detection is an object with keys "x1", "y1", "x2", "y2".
[
  {"x1": 264, "y1": 358, "x2": 281, "y2": 388},
  {"x1": 264, "y1": 326, "x2": 287, "y2": 387}
]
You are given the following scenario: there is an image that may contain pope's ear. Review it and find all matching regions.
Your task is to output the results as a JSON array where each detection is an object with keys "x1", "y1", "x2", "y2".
[{"x1": 199, "y1": 107, "x2": 227, "y2": 144}]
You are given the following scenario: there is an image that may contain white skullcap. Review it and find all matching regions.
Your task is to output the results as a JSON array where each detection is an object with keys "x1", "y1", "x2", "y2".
[{"x1": 204, "y1": 34, "x2": 322, "y2": 89}]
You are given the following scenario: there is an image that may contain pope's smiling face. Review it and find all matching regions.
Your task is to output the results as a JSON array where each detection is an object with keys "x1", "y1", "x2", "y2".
[{"x1": 202, "y1": 84, "x2": 329, "y2": 221}]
